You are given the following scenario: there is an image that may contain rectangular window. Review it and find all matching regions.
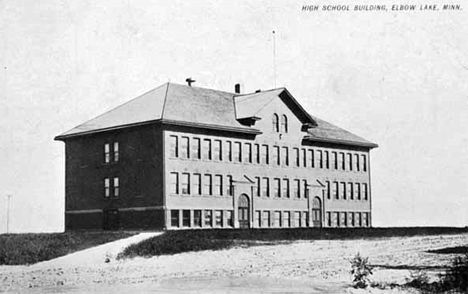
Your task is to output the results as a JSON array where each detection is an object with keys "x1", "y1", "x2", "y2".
[
  {"x1": 274, "y1": 211, "x2": 281, "y2": 227},
  {"x1": 302, "y1": 149, "x2": 307, "y2": 167},
  {"x1": 226, "y1": 175, "x2": 233, "y2": 196},
  {"x1": 104, "y1": 143, "x2": 110, "y2": 163},
  {"x1": 114, "y1": 177, "x2": 119, "y2": 197},
  {"x1": 363, "y1": 183, "x2": 368, "y2": 200},
  {"x1": 355, "y1": 154, "x2": 360, "y2": 171},
  {"x1": 348, "y1": 153, "x2": 353, "y2": 171},
  {"x1": 204, "y1": 175, "x2": 212, "y2": 195},
  {"x1": 335, "y1": 212, "x2": 340, "y2": 227},
  {"x1": 356, "y1": 212, "x2": 362, "y2": 227},
  {"x1": 364, "y1": 212, "x2": 369, "y2": 227},
  {"x1": 303, "y1": 180, "x2": 308, "y2": 198},
  {"x1": 355, "y1": 183, "x2": 361, "y2": 200},
  {"x1": 170, "y1": 172, "x2": 178, "y2": 194},
  {"x1": 282, "y1": 179, "x2": 289, "y2": 198},
  {"x1": 256, "y1": 211, "x2": 261, "y2": 227},
  {"x1": 362, "y1": 154, "x2": 367, "y2": 172},
  {"x1": 214, "y1": 140, "x2": 222, "y2": 161},
  {"x1": 326, "y1": 181, "x2": 331, "y2": 199},
  {"x1": 261, "y1": 145, "x2": 269, "y2": 164},
  {"x1": 114, "y1": 142, "x2": 119, "y2": 162},
  {"x1": 193, "y1": 210, "x2": 202, "y2": 227},
  {"x1": 324, "y1": 151, "x2": 329, "y2": 169},
  {"x1": 341, "y1": 182, "x2": 346, "y2": 200},
  {"x1": 308, "y1": 149, "x2": 314, "y2": 168},
  {"x1": 214, "y1": 175, "x2": 223, "y2": 196},
  {"x1": 203, "y1": 139, "x2": 212, "y2": 160},
  {"x1": 234, "y1": 142, "x2": 242, "y2": 162},
  {"x1": 348, "y1": 182, "x2": 354, "y2": 200},
  {"x1": 255, "y1": 177, "x2": 261, "y2": 197},
  {"x1": 294, "y1": 212, "x2": 301, "y2": 228},
  {"x1": 340, "y1": 152, "x2": 345, "y2": 170},
  {"x1": 274, "y1": 178, "x2": 281, "y2": 198},
  {"x1": 317, "y1": 150, "x2": 323, "y2": 168},
  {"x1": 170, "y1": 135, "x2": 178, "y2": 158},
  {"x1": 182, "y1": 210, "x2": 190, "y2": 227},
  {"x1": 204, "y1": 210, "x2": 212, "y2": 227},
  {"x1": 254, "y1": 144, "x2": 260, "y2": 164},
  {"x1": 349, "y1": 212, "x2": 355, "y2": 227},
  {"x1": 281, "y1": 146, "x2": 289, "y2": 166},
  {"x1": 244, "y1": 143, "x2": 252, "y2": 163},
  {"x1": 215, "y1": 210, "x2": 223, "y2": 227},
  {"x1": 284, "y1": 211, "x2": 291, "y2": 227},
  {"x1": 332, "y1": 152, "x2": 338, "y2": 170},
  {"x1": 262, "y1": 177, "x2": 269, "y2": 197},
  {"x1": 294, "y1": 179, "x2": 300, "y2": 198},
  {"x1": 192, "y1": 138, "x2": 201, "y2": 159},
  {"x1": 294, "y1": 148, "x2": 300, "y2": 167},
  {"x1": 180, "y1": 137, "x2": 189, "y2": 159},
  {"x1": 326, "y1": 212, "x2": 331, "y2": 227},
  {"x1": 342, "y1": 212, "x2": 347, "y2": 227},
  {"x1": 181, "y1": 173, "x2": 190, "y2": 195},
  {"x1": 333, "y1": 181, "x2": 339, "y2": 199},
  {"x1": 227, "y1": 211, "x2": 233, "y2": 227},
  {"x1": 301, "y1": 212, "x2": 308, "y2": 227},
  {"x1": 171, "y1": 210, "x2": 179, "y2": 227},
  {"x1": 273, "y1": 146, "x2": 280, "y2": 165},
  {"x1": 104, "y1": 178, "x2": 110, "y2": 197},
  {"x1": 193, "y1": 174, "x2": 201, "y2": 195},
  {"x1": 226, "y1": 141, "x2": 232, "y2": 162},
  {"x1": 262, "y1": 211, "x2": 270, "y2": 227}
]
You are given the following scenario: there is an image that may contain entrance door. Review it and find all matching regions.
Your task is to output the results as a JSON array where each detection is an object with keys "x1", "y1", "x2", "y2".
[
  {"x1": 238, "y1": 194, "x2": 250, "y2": 229},
  {"x1": 103, "y1": 209, "x2": 119, "y2": 230},
  {"x1": 312, "y1": 197, "x2": 322, "y2": 227}
]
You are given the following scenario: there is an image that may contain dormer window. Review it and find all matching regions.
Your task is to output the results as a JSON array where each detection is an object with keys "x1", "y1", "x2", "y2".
[
  {"x1": 281, "y1": 115, "x2": 288, "y2": 133},
  {"x1": 272, "y1": 113, "x2": 279, "y2": 132}
]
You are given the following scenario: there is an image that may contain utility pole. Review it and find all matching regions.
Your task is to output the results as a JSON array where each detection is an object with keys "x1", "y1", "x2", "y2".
[{"x1": 6, "y1": 195, "x2": 12, "y2": 234}]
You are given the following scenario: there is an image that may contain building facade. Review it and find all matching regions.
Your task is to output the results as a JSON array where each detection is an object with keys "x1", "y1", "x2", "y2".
[{"x1": 55, "y1": 82, "x2": 378, "y2": 231}]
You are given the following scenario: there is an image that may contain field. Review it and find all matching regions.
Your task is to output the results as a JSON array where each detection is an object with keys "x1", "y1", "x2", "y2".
[
  {"x1": 0, "y1": 231, "x2": 135, "y2": 265},
  {"x1": 0, "y1": 227, "x2": 467, "y2": 293}
]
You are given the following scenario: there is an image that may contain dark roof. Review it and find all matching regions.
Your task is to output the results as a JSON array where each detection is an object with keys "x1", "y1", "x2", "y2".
[{"x1": 55, "y1": 83, "x2": 377, "y2": 148}]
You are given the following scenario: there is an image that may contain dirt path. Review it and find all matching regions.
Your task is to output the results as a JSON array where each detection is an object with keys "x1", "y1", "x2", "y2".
[{"x1": 0, "y1": 233, "x2": 466, "y2": 293}]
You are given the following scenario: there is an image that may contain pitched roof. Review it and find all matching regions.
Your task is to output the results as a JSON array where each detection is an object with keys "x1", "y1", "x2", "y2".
[{"x1": 55, "y1": 83, "x2": 377, "y2": 148}]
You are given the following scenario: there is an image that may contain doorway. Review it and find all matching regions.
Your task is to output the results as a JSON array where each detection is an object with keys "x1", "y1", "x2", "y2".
[
  {"x1": 312, "y1": 197, "x2": 322, "y2": 227},
  {"x1": 238, "y1": 194, "x2": 250, "y2": 229}
]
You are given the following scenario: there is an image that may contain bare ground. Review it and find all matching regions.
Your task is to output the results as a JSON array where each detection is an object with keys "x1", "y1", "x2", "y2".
[{"x1": 0, "y1": 233, "x2": 466, "y2": 293}]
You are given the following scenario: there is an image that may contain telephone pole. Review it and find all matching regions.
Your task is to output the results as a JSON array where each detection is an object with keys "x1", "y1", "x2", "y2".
[{"x1": 6, "y1": 195, "x2": 12, "y2": 234}]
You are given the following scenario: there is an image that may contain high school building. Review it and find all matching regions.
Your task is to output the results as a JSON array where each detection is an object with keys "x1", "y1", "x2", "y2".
[{"x1": 55, "y1": 82, "x2": 378, "y2": 230}]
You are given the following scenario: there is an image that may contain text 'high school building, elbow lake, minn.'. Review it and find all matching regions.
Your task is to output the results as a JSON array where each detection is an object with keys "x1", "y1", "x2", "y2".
[{"x1": 55, "y1": 82, "x2": 378, "y2": 231}]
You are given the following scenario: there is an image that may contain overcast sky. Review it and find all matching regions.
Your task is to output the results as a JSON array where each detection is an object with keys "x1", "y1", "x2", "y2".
[{"x1": 0, "y1": 0, "x2": 467, "y2": 232}]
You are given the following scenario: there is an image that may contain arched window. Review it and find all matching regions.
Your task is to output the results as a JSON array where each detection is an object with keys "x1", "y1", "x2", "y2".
[
  {"x1": 272, "y1": 113, "x2": 279, "y2": 132},
  {"x1": 281, "y1": 115, "x2": 288, "y2": 133}
]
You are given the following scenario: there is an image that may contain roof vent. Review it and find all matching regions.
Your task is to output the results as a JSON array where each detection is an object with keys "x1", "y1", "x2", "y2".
[
  {"x1": 185, "y1": 77, "x2": 196, "y2": 87},
  {"x1": 255, "y1": 89, "x2": 261, "y2": 93},
  {"x1": 235, "y1": 84, "x2": 241, "y2": 94}
]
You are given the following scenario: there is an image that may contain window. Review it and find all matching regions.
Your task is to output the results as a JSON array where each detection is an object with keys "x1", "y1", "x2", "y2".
[
  {"x1": 203, "y1": 139, "x2": 212, "y2": 160},
  {"x1": 193, "y1": 174, "x2": 201, "y2": 195},
  {"x1": 226, "y1": 175, "x2": 233, "y2": 196},
  {"x1": 181, "y1": 173, "x2": 190, "y2": 195},
  {"x1": 333, "y1": 181, "x2": 339, "y2": 199},
  {"x1": 363, "y1": 183, "x2": 368, "y2": 200},
  {"x1": 256, "y1": 211, "x2": 262, "y2": 227},
  {"x1": 324, "y1": 151, "x2": 329, "y2": 169},
  {"x1": 262, "y1": 177, "x2": 269, "y2": 197},
  {"x1": 281, "y1": 115, "x2": 288, "y2": 133},
  {"x1": 282, "y1": 179, "x2": 289, "y2": 198},
  {"x1": 214, "y1": 175, "x2": 223, "y2": 196},
  {"x1": 340, "y1": 152, "x2": 345, "y2": 170},
  {"x1": 294, "y1": 212, "x2": 301, "y2": 228},
  {"x1": 326, "y1": 212, "x2": 331, "y2": 227},
  {"x1": 294, "y1": 179, "x2": 300, "y2": 198},
  {"x1": 355, "y1": 183, "x2": 361, "y2": 200},
  {"x1": 294, "y1": 148, "x2": 300, "y2": 167},
  {"x1": 348, "y1": 182, "x2": 354, "y2": 200},
  {"x1": 262, "y1": 211, "x2": 270, "y2": 227},
  {"x1": 301, "y1": 212, "x2": 308, "y2": 227},
  {"x1": 170, "y1": 135, "x2": 178, "y2": 158},
  {"x1": 261, "y1": 145, "x2": 269, "y2": 164},
  {"x1": 356, "y1": 212, "x2": 362, "y2": 227},
  {"x1": 182, "y1": 210, "x2": 190, "y2": 227},
  {"x1": 348, "y1": 153, "x2": 353, "y2": 171},
  {"x1": 364, "y1": 212, "x2": 369, "y2": 227},
  {"x1": 104, "y1": 143, "x2": 110, "y2": 163},
  {"x1": 326, "y1": 181, "x2": 331, "y2": 199},
  {"x1": 273, "y1": 146, "x2": 280, "y2": 165},
  {"x1": 170, "y1": 172, "x2": 178, "y2": 194},
  {"x1": 227, "y1": 211, "x2": 233, "y2": 227},
  {"x1": 281, "y1": 147, "x2": 289, "y2": 166},
  {"x1": 104, "y1": 178, "x2": 110, "y2": 197},
  {"x1": 253, "y1": 177, "x2": 260, "y2": 196},
  {"x1": 335, "y1": 212, "x2": 340, "y2": 227},
  {"x1": 192, "y1": 138, "x2": 201, "y2": 159},
  {"x1": 341, "y1": 182, "x2": 346, "y2": 200},
  {"x1": 194, "y1": 210, "x2": 202, "y2": 227},
  {"x1": 303, "y1": 180, "x2": 308, "y2": 198},
  {"x1": 234, "y1": 142, "x2": 242, "y2": 162},
  {"x1": 180, "y1": 137, "x2": 189, "y2": 159},
  {"x1": 273, "y1": 178, "x2": 281, "y2": 198},
  {"x1": 317, "y1": 150, "x2": 323, "y2": 168},
  {"x1": 214, "y1": 140, "x2": 222, "y2": 161},
  {"x1": 308, "y1": 149, "x2": 314, "y2": 168},
  {"x1": 284, "y1": 211, "x2": 290, "y2": 227},
  {"x1": 254, "y1": 144, "x2": 260, "y2": 164},
  {"x1": 114, "y1": 177, "x2": 119, "y2": 197},
  {"x1": 215, "y1": 210, "x2": 223, "y2": 227},
  {"x1": 171, "y1": 210, "x2": 179, "y2": 227},
  {"x1": 226, "y1": 141, "x2": 232, "y2": 162},
  {"x1": 204, "y1": 210, "x2": 212, "y2": 227},
  {"x1": 355, "y1": 154, "x2": 360, "y2": 171},
  {"x1": 244, "y1": 143, "x2": 252, "y2": 163},
  {"x1": 342, "y1": 212, "x2": 347, "y2": 227},
  {"x1": 204, "y1": 175, "x2": 212, "y2": 195},
  {"x1": 274, "y1": 211, "x2": 281, "y2": 227},
  {"x1": 332, "y1": 152, "x2": 338, "y2": 169},
  {"x1": 362, "y1": 154, "x2": 367, "y2": 171},
  {"x1": 114, "y1": 142, "x2": 119, "y2": 162},
  {"x1": 272, "y1": 113, "x2": 279, "y2": 132},
  {"x1": 349, "y1": 212, "x2": 355, "y2": 227},
  {"x1": 302, "y1": 149, "x2": 307, "y2": 167}
]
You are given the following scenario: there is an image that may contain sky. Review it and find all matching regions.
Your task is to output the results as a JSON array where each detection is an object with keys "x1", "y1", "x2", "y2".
[{"x1": 0, "y1": 0, "x2": 467, "y2": 233}]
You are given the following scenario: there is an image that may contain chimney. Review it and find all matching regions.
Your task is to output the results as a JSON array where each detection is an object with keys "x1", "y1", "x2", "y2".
[
  {"x1": 234, "y1": 83, "x2": 241, "y2": 94},
  {"x1": 185, "y1": 77, "x2": 196, "y2": 87}
]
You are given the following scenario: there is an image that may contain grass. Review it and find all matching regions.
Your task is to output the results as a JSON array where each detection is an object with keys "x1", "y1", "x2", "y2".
[
  {"x1": 117, "y1": 226, "x2": 468, "y2": 259},
  {"x1": 0, "y1": 231, "x2": 135, "y2": 265}
]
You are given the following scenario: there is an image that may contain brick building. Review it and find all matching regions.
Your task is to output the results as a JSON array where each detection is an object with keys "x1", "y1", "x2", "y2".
[{"x1": 55, "y1": 82, "x2": 378, "y2": 230}]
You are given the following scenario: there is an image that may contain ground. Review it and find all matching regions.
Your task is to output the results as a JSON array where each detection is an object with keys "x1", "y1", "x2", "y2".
[{"x1": 0, "y1": 233, "x2": 466, "y2": 293}]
